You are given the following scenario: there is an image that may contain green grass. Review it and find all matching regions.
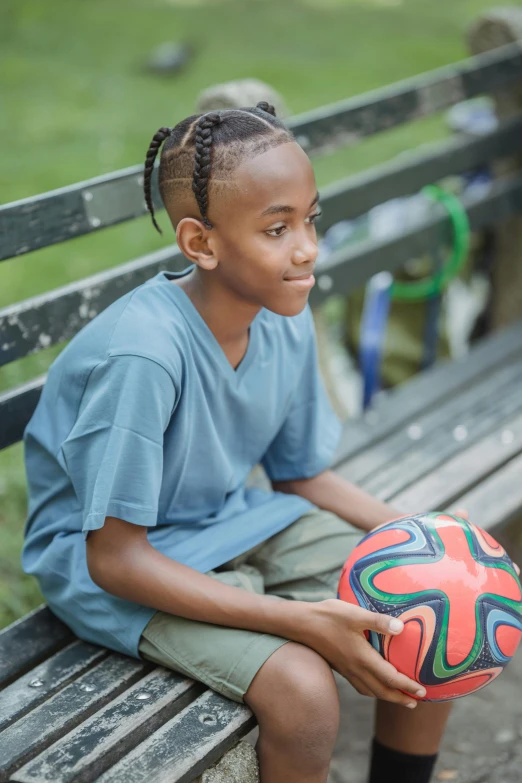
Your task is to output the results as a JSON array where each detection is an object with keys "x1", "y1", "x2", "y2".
[{"x1": 1, "y1": 0, "x2": 520, "y2": 628}]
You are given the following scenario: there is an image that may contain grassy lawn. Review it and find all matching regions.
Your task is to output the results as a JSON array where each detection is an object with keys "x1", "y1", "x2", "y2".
[{"x1": 1, "y1": 0, "x2": 520, "y2": 628}]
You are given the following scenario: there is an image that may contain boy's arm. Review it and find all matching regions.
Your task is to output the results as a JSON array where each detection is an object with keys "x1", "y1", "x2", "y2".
[
  {"x1": 87, "y1": 517, "x2": 425, "y2": 705},
  {"x1": 86, "y1": 516, "x2": 310, "y2": 638},
  {"x1": 271, "y1": 469, "x2": 400, "y2": 533}
]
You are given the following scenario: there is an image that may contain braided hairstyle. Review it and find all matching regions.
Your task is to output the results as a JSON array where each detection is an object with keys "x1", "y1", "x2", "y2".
[{"x1": 143, "y1": 101, "x2": 293, "y2": 234}]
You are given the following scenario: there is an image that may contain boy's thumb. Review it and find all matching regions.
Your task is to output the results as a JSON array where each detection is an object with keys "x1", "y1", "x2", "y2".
[{"x1": 357, "y1": 608, "x2": 404, "y2": 636}]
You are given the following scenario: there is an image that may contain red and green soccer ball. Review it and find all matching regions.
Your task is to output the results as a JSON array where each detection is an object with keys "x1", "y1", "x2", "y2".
[{"x1": 338, "y1": 512, "x2": 522, "y2": 701}]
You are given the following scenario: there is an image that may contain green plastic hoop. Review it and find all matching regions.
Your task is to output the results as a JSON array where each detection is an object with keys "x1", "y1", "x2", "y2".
[{"x1": 390, "y1": 184, "x2": 471, "y2": 302}]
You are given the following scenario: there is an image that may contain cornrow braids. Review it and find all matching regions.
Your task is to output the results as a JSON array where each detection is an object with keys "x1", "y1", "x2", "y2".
[
  {"x1": 145, "y1": 101, "x2": 293, "y2": 233},
  {"x1": 144, "y1": 127, "x2": 172, "y2": 234},
  {"x1": 192, "y1": 112, "x2": 223, "y2": 230},
  {"x1": 190, "y1": 102, "x2": 279, "y2": 230},
  {"x1": 256, "y1": 101, "x2": 276, "y2": 117}
]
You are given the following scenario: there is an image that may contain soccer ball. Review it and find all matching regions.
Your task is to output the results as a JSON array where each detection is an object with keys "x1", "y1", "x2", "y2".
[{"x1": 338, "y1": 512, "x2": 522, "y2": 701}]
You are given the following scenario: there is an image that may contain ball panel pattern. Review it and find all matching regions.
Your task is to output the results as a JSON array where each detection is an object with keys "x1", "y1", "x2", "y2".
[{"x1": 338, "y1": 513, "x2": 522, "y2": 701}]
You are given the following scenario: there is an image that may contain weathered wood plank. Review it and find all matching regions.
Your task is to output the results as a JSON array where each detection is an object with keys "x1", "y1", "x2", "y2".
[
  {"x1": 0, "y1": 606, "x2": 74, "y2": 690},
  {"x1": 333, "y1": 319, "x2": 522, "y2": 466},
  {"x1": 317, "y1": 113, "x2": 522, "y2": 233},
  {"x1": 9, "y1": 669, "x2": 201, "y2": 783},
  {"x1": 289, "y1": 40, "x2": 522, "y2": 155},
  {"x1": 0, "y1": 376, "x2": 48, "y2": 452},
  {"x1": 2, "y1": 42, "x2": 522, "y2": 262},
  {"x1": 0, "y1": 641, "x2": 107, "y2": 732},
  {"x1": 448, "y1": 452, "x2": 522, "y2": 531},
  {"x1": 0, "y1": 248, "x2": 182, "y2": 367},
  {"x1": 339, "y1": 357, "x2": 522, "y2": 486},
  {"x1": 361, "y1": 366, "x2": 522, "y2": 498},
  {"x1": 0, "y1": 167, "x2": 161, "y2": 263},
  {"x1": 392, "y1": 412, "x2": 522, "y2": 514},
  {"x1": 94, "y1": 690, "x2": 255, "y2": 783},
  {"x1": 0, "y1": 189, "x2": 90, "y2": 263},
  {"x1": 0, "y1": 655, "x2": 151, "y2": 781}
]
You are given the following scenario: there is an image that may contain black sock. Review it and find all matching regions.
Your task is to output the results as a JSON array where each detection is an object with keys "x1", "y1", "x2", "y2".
[{"x1": 368, "y1": 736, "x2": 438, "y2": 783}]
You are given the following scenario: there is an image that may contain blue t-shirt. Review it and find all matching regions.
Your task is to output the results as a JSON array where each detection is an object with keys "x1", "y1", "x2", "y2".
[{"x1": 22, "y1": 266, "x2": 342, "y2": 660}]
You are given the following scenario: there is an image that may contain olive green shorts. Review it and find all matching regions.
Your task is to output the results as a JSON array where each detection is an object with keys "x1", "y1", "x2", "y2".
[{"x1": 138, "y1": 507, "x2": 364, "y2": 703}]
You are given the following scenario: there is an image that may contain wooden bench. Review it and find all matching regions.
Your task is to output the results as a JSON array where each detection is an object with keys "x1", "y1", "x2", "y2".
[{"x1": 2, "y1": 12, "x2": 522, "y2": 782}]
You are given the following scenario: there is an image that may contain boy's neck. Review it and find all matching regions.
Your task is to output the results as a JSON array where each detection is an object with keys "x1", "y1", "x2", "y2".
[{"x1": 171, "y1": 267, "x2": 261, "y2": 353}]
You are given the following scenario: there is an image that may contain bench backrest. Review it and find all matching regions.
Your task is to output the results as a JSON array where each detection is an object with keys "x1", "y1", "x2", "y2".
[{"x1": 3, "y1": 41, "x2": 522, "y2": 450}]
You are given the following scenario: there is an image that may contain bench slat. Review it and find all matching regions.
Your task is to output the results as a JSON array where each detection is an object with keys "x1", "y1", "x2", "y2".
[
  {"x1": 9, "y1": 670, "x2": 200, "y2": 783},
  {"x1": 0, "y1": 656, "x2": 152, "y2": 781},
  {"x1": 447, "y1": 451, "x2": 522, "y2": 532},
  {"x1": 0, "y1": 168, "x2": 160, "y2": 264},
  {"x1": 333, "y1": 320, "x2": 522, "y2": 465},
  {"x1": 318, "y1": 114, "x2": 522, "y2": 233},
  {"x1": 94, "y1": 690, "x2": 255, "y2": 783},
  {"x1": 3, "y1": 117, "x2": 522, "y2": 371},
  {"x1": 392, "y1": 411, "x2": 522, "y2": 516},
  {"x1": 0, "y1": 641, "x2": 107, "y2": 732},
  {"x1": 341, "y1": 356, "x2": 522, "y2": 486},
  {"x1": 290, "y1": 40, "x2": 522, "y2": 156},
  {"x1": 0, "y1": 606, "x2": 74, "y2": 690},
  {"x1": 0, "y1": 377, "x2": 48, "y2": 452},
  {"x1": 0, "y1": 248, "x2": 180, "y2": 368},
  {"x1": 363, "y1": 365, "x2": 522, "y2": 498},
  {"x1": 1, "y1": 42, "x2": 522, "y2": 262}
]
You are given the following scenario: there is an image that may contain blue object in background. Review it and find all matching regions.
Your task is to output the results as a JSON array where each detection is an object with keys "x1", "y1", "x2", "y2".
[{"x1": 359, "y1": 272, "x2": 393, "y2": 410}]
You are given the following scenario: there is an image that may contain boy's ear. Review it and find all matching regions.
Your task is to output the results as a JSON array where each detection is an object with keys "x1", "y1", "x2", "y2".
[{"x1": 176, "y1": 217, "x2": 218, "y2": 270}]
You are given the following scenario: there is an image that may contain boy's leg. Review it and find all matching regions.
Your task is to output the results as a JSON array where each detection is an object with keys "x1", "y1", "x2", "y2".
[
  {"x1": 246, "y1": 508, "x2": 452, "y2": 783},
  {"x1": 247, "y1": 506, "x2": 363, "y2": 602},
  {"x1": 368, "y1": 700, "x2": 453, "y2": 783},
  {"x1": 138, "y1": 561, "x2": 341, "y2": 783},
  {"x1": 244, "y1": 641, "x2": 340, "y2": 783},
  {"x1": 374, "y1": 699, "x2": 453, "y2": 755}
]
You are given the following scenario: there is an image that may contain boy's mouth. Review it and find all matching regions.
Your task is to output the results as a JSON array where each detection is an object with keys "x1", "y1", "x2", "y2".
[
  {"x1": 283, "y1": 268, "x2": 315, "y2": 281},
  {"x1": 283, "y1": 272, "x2": 316, "y2": 290}
]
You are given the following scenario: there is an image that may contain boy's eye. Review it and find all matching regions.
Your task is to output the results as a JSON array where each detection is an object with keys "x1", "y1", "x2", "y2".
[
  {"x1": 266, "y1": 211, "x2": 322, "y2": 237},
  {"x1": 307, "y1": 211, "x2": 322, "y2": 224},
  {"x1": 266, "y1": 225, "x2": 286, "y2": 237}
]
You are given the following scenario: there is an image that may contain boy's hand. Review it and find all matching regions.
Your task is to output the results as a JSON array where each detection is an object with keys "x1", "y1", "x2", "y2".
[{"x1": 300, "y1": 599, "x2": 425, "y2": 709}]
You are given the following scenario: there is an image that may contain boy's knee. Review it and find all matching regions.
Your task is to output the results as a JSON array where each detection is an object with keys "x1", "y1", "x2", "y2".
[{"x1": 245, "y1": 642, "x2": 340, "y2": 746}]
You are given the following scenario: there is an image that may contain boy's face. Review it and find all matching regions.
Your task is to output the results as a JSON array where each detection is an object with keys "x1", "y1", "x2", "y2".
[{"x1": 205, "y1": 141, "x2": 320, "y2": 317}]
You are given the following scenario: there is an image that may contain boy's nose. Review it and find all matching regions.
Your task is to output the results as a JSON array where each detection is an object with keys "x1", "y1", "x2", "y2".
[{"x1": 292, "y1": 236, "x2": 318, "y2": 265}]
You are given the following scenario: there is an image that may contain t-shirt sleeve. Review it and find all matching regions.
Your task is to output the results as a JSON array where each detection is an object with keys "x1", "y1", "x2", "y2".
[
  {"x1": 260, "y1": 307, "x2": 343, "y2": 482},
  {"x1": 60, "y1": 354, "x2": 176, "y2": 540}
]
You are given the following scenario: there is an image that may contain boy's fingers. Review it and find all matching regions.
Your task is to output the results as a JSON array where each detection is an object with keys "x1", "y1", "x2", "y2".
[
  {"x1": 359, "y1": 669, "x2": 420, "y2": 708},
  {"x1": 362, "y1": 646, "x2": 426, "y2": 698},
  {"x1": 348, "y1": 674, "x2": 375, "y2": 698}
]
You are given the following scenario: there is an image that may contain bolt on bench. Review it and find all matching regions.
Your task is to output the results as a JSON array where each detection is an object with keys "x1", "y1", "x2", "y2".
[{"x1": 2, "y1": 12, "x2": 522, "y2": 783}]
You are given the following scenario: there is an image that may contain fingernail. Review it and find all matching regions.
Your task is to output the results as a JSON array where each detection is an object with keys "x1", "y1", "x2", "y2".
[
  {"x1": 407, "y1": 702, "x2": 417, "y2": 709},
  {"x1": 416, "y1": 689, "x2": 426, "y2": 697},
  {"x1": 389, "y1": 619, "x2": 403, "y2": 632}
]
